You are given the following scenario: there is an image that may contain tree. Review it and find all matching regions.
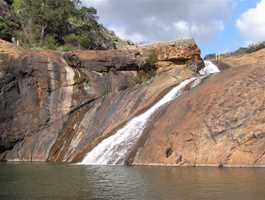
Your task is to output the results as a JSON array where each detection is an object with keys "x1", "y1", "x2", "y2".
[
  {"x1": 4, "y1": 0, "x2": 127, "y2": 49},
  {"x1": 0, "y1": 17, "x2": 12, "y2": 41},
  {"x1": 13, "y1": 0, "x2": 77, "y2": 46},
  {"x1": 0, "y1": 0, "x2": 19, "y2": 41}
]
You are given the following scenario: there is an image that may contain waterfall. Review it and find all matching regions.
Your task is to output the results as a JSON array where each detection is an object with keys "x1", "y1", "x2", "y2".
[
  {"x1": 80, "y1": 61, "x2": 220, "y2": 165},
  {"x1": 200, "y1": 60, "x2": 220, "y2": 75}
]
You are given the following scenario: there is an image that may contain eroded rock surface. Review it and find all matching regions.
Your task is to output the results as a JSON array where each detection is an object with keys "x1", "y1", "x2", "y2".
[
  {"x1": 133, "y1": 56, "x2": 265, "y2": 167},
  {"x1": 210, "y1": 48, "x2": 265, "y2": 70},
  {"x1": 2, "y1": 38, "x2": 265, "y2": 167},
  {"x1": 0, "y1": 39, "x2": 202, "y2": 162}
]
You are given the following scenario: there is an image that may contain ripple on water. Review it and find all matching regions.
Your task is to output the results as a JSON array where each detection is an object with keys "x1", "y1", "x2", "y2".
[{"x1": 0, "y1": 164, "x2": 265, "y2": 200}]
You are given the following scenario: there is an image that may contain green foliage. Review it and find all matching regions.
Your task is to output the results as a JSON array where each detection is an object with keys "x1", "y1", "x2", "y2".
[
  {"x1": 79, "y1": 34, "x2": 93, "y2": 49},
  {"x1": 145, "y1": 50, "x2": 158, "y2": 68},
  {"x1": 63, "y1": 33, "x2": 97, "y2": 49},
  {"x1": 134, "y1": 50, "x2": 157, "y2": 84},
  {"x1": 234, "y1": 42, "x2": 265, "y2": 54},
  {"x1": 3, "y1": 0, "x2": 127, "y2": 50},
  {"x1": 63, "y1": 34, "x2": 81, "y2": 48},
  {"x1": 0, "y1": 0, "x2": 20, "y2": 41},
  {"x1": 13, "y1": 0, "x2": 77, "y2": 47},
  {"x1": 0, "y1": 13, "x2": 20, "y2": 42},
  {"x1": 12, "y1": 0, "x2": 22, "y2": 12},
  {"x1": 0, "y1": 17, "x2": 12, "y2": 40},
  {"x1": 206, "y1": 41, "x2": 265, "y2": 59},
  {"x1": 42, "y1": 36, "x2": 58, "y2": 49}
]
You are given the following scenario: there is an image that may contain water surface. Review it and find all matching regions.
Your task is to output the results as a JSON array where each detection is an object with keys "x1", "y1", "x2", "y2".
[{"x1": 0, "y1": 164, "x2": 265, "y2": 200}]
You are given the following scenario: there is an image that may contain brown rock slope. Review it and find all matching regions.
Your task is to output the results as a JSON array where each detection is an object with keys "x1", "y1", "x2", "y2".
[
  {"x1": 133, "y1": 49, "x2": 265, "y2": 167},
  {"x1": 0, "y1": 39, "x2": 203, "y2": 162},
  {"x1": 211, "y1": 48, "x2": 265, "y2": 70}
]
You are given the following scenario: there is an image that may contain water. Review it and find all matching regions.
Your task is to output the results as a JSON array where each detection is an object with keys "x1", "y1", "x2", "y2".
[
  {"x1": 81, "y1": 78, "x2": 196, "y2": 165},
  {"x1": 1, "y1": 164, "x2": 265, "y2": 200},
  {"x1": 81, "y1": 61, "x2": 220, "y2": 165},
  {"x1": 200, "y1": 60, "x2": 220, "y2": 75}
]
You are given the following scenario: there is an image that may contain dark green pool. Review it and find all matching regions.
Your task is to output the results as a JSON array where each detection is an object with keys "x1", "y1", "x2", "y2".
[{"x1": 0, "y1": 164, "x2": 265, "y2": 200}]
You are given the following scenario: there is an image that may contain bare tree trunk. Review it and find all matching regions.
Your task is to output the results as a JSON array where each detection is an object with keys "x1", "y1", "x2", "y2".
[{"x1": 40, "y1": 24, "x2": 48, "y2": 45}]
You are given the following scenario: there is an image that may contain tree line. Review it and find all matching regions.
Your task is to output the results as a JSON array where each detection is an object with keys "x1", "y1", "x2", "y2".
[{"x1": 0, "y1": 0, "x2": 128, "y2": 50}]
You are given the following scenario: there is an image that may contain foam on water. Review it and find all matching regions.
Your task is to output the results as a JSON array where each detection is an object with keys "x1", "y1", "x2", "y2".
[
  {"x1": 80, "y1": 61, "x2": 220, "y2": 165},
  {"x1": 199, "y1": 60, "x2": 220, "y2": 75}
]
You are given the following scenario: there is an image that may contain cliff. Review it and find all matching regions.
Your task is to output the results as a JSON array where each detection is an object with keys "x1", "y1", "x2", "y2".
[{"x1": 0, "y1": 39, "x2": 203, "y2": 162}]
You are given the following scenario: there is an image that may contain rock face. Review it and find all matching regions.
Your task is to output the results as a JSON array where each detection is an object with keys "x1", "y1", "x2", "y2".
[
  {"x1": 133, "y1": 49, "x2": 265, "y2": 167},
  {"x1": 0, "y1": 39, "x2": 203, "y2": 162},
  {"x1": 2, "y1": 37, "x2": 265, "y2": 167},
  {"x1": 216, "y1": 48, "x2": 265, "y2": 68}
]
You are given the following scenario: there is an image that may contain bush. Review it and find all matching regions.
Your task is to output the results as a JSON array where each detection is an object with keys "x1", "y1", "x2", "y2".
[
  {"x1": 0, "y1": 17, "x2": 12, "y2": 41},
  {"x1": 3, "y1": 0, "x2": 129, "y2": 50},
  {"x1": 42, "y1": 36, "x2": 58, "y2": 50},
  {"x1": 60, "y1": 45, "x2": 75, "y2": 52},
  {"x1": 64, "y1": 33, "x2": 97, "y2": 49},
  {"x1": 134, "y1": 50, "x2": 157, "y2": 84},
  {"x1": 234, "y1": 42, "x2": 265, "y2": 55},
  {"x1": 139, "y1": 50, "x2": 157, "y2": 73},
  {"x1": 64, "y1": 34, "x2": 81, "y2": 48}
]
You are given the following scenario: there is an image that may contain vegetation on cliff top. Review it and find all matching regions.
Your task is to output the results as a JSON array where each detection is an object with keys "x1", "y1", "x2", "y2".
[
  {"x1": 205, "y1": 41, "x2": 265, "y2": 60},
  {"x1": 233, "y1": 41, "x2": 265, "y2": 55},
  {"x1": 0, "y1": 0, "x2": 129, "y2": 50}
]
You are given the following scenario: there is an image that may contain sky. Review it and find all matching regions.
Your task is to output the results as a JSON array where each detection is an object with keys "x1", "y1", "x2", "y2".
[{"x1": 82, "y1": 0, "x2": 265, "y2": 56}]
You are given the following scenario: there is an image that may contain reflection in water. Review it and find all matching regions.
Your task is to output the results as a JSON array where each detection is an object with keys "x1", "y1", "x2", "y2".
[{"x1": 0, "y1": 164, "x2": 264, "y2": 200}]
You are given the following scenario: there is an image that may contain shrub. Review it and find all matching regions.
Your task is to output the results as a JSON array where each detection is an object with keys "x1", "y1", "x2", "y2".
[
  {"x1": 42, "y1": 36, "x2": 58, "y2": 50},
  {"x1": 0, "y1": 17, "x2": 12, "y2": 41},
  {"x1": 3, "y1": 0, "x2": 129, "y2": 50},
  {"x1": 234, "y1": 42, "x2": 265, "y2": 55},
  {"x1": 79, "y1": 34, "x2": 93, "y2": 49},
  {"x1": 64, "y1": 34, "x2": 81, "y2": 48},
  {"x1": 134, "y1": 50, "x2": 157, "y2": 84}
]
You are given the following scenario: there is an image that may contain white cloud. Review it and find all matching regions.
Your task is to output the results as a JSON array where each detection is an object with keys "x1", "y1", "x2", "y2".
[
  {"x1": 82, "y1": 0, "x2": 233, "y2": 43},
  {"x1": 174, "y1": 20, "x2": 224, "y2": 39},
  {"x1": 110, "y1": 27, "x2": 145, "y2": 42},
  {"x1": 174, "y1": 21, "x2": 190, "y2": 36},
  {"x1": 236, "y1": 0, "x2": 265, "y2": 42}
]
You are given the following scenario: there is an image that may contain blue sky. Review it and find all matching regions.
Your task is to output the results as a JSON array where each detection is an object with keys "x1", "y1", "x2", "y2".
[
  {"x1": 200, "y1": 0, "x2": 261, "y2": 56},
  {"x1": 83, "y1": 0, "x2": 265, "y2": 56}
]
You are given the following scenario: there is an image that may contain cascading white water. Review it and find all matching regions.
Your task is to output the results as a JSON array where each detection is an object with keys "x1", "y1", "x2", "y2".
[
  {"x1": 80, "y1": 61, "x2": 220, "y2": 165},
  {"x1": 200, "y1": 60, "x2": 220, "y2": 75}
]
